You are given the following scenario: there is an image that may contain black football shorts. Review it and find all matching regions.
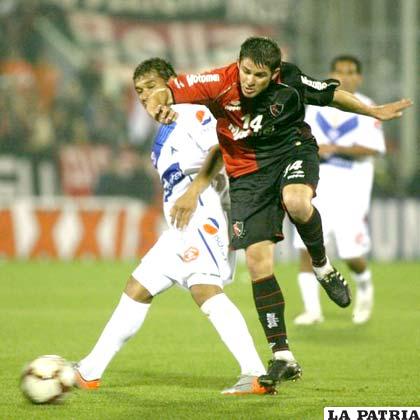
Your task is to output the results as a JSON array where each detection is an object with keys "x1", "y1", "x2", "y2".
[{"x1": 229, "y1": 150, "x2": 320, "y2": 250}]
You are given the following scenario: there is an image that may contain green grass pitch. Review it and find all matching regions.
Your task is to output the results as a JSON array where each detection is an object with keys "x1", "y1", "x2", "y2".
[{"x1": 1, "y1": 261, "x2": 419, "y2": 419}]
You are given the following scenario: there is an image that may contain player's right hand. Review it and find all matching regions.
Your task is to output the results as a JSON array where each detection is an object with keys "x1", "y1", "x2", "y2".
[
  {"x1": 170, "y1": 191, "x2": 198, "y2": 229},
  {"x1": 373, "y1": 98, "x2": 413, "y2": 121},
  {"x1": 153, "y1": 104, "x2": 178, "y2": 124}
]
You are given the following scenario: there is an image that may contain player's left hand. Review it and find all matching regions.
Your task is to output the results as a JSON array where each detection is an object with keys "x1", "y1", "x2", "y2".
[
  {"x1": 145, "y1": 88, "x2": 178, "y2": 124},
  {"x1": 373, "y1": 98, "x2": 413, "y2": 121},
  {"x1": 170, "y1": 191, "x2": 199, "y2": 229},
  {"x1": 318, "y1": 144, "x2": 338, "y2": 157}
]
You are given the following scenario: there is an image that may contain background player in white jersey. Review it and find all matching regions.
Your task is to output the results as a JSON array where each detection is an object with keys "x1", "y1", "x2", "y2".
[
  {"x1": 293, "y1": 55, "x2": 386, "y2": 325},
  {"x1": 75, "y1": 58, "x2": 273, "y2": 395}
]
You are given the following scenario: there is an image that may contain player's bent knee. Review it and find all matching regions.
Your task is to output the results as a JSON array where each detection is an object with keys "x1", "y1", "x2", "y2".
[
  {"x1": 284, "y1": 198, "x2": 312, "y2": 223},
  {"x1": 124, "y1": 276, "x2": 153, "y2": 303},
  {"x1": 246, "y1": 256, "x2": 270, "y2": 278},
  {"x1": 245, "y1": 243, "x2": 274, "y2": 280},
  {"x1": 282, "y1": 184, "x2": 313, "y2": 222},
  {"x1": 190, "y1": 284, "x2": 223, "y2": 307}
]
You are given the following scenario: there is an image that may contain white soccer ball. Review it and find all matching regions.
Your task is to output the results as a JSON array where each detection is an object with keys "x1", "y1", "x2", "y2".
[{"x1": 20, "y1": 355, "x2": 76, "y2": 404}]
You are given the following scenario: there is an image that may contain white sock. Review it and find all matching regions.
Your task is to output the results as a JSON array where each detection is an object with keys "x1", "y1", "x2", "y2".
[
  {"x1": 78, "y1": 293, "x2": 151, "y2": 380},
  {"x1": 351, "y1": 269, "x2": 372, "y2": 291},
  {"x1": 273, "y1": 350, "x2": 295, "y2": 362},
  {"x1": 297, "y1": 271, "x2": 322, "y2": 316},
  {"x1": 201, "y1": 293, "x2": 266, "y2": 376},
  {"x1": 312, "y1": 256, "x2": 334, "y2": 278}
]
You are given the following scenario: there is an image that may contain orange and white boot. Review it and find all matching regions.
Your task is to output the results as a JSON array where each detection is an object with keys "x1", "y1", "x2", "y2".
[
  {"x1": 221, "y1": 375, "x2": 277, "y2": 395},
  {"x1": 74, "y1": 367, "x2": 101, "y2": 390}
]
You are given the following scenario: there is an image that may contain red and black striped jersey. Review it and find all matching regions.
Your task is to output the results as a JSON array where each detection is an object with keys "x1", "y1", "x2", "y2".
[{"x1": 168, "y1": 62, "x2": 339, "y2": 178}]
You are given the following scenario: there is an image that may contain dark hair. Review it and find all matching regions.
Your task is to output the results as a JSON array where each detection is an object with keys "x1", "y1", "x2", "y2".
[
  {"x1": 239, "y1": 37, "x2": 281, "y2": 72},
  {"x1": 133, "y1": 58, "x2": 176, "y2": 82},
  {"x1": 330, "y1": 55, "x2": 362, "y2": 74}
]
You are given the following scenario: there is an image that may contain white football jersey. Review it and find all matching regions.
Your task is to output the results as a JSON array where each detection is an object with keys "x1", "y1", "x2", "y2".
[
  {"x1": 294, "y1": 94, "x2": 386, "y2": 257},
  {"x1": 306, "y1": 92, "x2": 385, "y2": 159},
  {"x1": 151, "y1": 104, "x2": 222, "y2": 219},
  {"x1": 305, "y1": 93, "x2": 385, "y2": 163},
  {"x1": 136, "y1": 104, "x2": 234, "y2": 290},
  {"x1": 306, "y1": 92, "x2": 386, "y2": 211}
]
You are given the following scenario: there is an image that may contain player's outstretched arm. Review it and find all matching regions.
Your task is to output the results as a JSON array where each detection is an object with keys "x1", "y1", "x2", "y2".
[
  {"x1": 170, "y1": 146, "x2": 223, "y2": 229},
  {"x1": 319, "y1": 144, "x2": 379, "y2": 158},
  {"x1": 331, "y1": 89, "x2": 413, "y2": 121}
]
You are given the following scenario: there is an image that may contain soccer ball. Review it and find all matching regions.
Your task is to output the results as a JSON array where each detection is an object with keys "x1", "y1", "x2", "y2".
[{"x1": 20, "y1": 355, "x2": 75, "y2": 404}]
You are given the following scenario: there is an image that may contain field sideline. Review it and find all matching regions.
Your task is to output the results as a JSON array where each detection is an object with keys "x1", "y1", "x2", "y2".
[{"x1": 1, "y1": 261, "x2": 419, "y2": 419}]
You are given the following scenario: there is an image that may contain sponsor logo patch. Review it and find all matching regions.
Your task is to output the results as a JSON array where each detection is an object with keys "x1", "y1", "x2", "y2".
[
  {"x1": 203, "y1": 217, "x2": 219, "y2": 235},
  {"x1": 182, "y1": 246, "x2": 199, "y2": 262},
  {"x1": 173, "y1": 78, "x2": 185, "y2": 89},
  {"x1": 186, "y1": 73, "x2": 220, "y2": 87},
  {"x1": 300, "y1": 75, "x2": 328, "y2": 91},
  {"x1": 162, "y1": 162, "x2": 185, "y2": 202},
  {"x1": 225, "y1": 100, "x2": 241, "y2": 111},
  {"x1": 195, "y1": 110, "x2": 212, "y2": 125}
]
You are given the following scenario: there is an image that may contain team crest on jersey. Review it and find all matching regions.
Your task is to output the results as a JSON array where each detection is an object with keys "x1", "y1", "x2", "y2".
[
  {"x1": 203, "y1": 218, "x2": 219, "y2": 235},
  {"x1": 196, "y1": 110, "x2": 211, "y2": 125},
  {"x1": 232, "y1": 221, "x2": 245, "y2": 238},
  {"x1": 269, "y1": 103, "x2": 284, "y2": 117},
  {"x1": 182, "y1": 246, "x2": 199, "y2": 262}
]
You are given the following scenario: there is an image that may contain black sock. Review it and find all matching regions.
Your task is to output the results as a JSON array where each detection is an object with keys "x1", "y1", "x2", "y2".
[
  {"x1": 292, "y1": 206, "x2": 326, "y2": 267},
  {"x1": 252, "y1": 274, "x2": 289, "y2": 352}
]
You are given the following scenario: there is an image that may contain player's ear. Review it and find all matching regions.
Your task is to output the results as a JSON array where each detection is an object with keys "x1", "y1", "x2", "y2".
[{"x1": 271, "y1": 67, "x2": 281, "y2": 81}]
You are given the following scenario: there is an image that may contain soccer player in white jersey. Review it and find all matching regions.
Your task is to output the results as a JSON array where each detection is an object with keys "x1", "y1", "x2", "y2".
[
  {"x1": 293, "y1": 55, "x2": 386, "y2": 325},
  {"x1": 75, "y1": 58, "x2": 274, "y2": 395}
]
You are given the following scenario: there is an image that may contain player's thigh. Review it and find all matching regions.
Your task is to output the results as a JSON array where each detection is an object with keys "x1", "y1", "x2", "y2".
[
  {"x1": 229, "y1": 169, "x2": 285, "y2": 251},
  {"x1": 131, "y1": 231, "x2": 178, "y2": 296},
  {"x1": 189, "y1": 284, "x2": 223, "y2": 307},
  {"x1": 124, "y1": 276, "x2": 153, "y2": 303}
]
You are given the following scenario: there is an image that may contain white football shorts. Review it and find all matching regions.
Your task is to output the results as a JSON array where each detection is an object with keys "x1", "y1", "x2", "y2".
[
  {"x1": 293, "y1": 173, "x2": 371, "y2": 259},
  {"x1": 132, "y1": 192, "x2": 235, "y2": 296},
  {"x1": 293, "y1": 209, "x2": 371, "y2": 259}
]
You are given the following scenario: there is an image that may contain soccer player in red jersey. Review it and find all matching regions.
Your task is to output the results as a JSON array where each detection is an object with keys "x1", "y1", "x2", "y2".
[{"x1": 144, "y1": 37, "x2": 412, "y2": 388}]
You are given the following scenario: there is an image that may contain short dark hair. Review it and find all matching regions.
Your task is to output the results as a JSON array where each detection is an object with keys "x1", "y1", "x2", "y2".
[
  {"x1": 133, "y1": 58, "x2": 176, "y2": 82},
  {"x1": 239, "y1": 36, "x2": 282, "y2": 72},
  {"x1": 330, "y1": 55, "x2": 362, "y2": 74}
]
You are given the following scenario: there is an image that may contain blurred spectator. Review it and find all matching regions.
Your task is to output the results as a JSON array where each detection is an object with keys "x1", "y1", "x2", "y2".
[
  {"x1": 94, "y1": 146, "x2": 158, "y2": 203},
  {"x1": 0, "y1": 1, "x2": 416, "y2": 199},
  {"x1": 0, "y1": 93, "x2": 31, "y2": 154}
]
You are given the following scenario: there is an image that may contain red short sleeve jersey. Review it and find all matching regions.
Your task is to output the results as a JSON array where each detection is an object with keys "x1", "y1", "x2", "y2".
[
  {"x1": 169, "y1": 63, "x2": 259, "y2": 177},
  {"x1": 168, "y1": 62, "x2": 338, "y2": 178}
]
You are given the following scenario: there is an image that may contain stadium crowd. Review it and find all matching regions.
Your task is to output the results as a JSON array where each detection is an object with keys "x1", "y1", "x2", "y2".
[{"x1": 0, "y1": 1, "x2": 417, "y2": 199}]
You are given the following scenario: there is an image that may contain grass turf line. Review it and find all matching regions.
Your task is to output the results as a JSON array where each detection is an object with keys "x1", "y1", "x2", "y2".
[{"x1": 0, "y1": 261, "x2": 419, "y2": 419}]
